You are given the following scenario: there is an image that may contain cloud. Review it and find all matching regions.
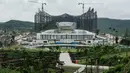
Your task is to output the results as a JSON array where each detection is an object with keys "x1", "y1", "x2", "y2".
[{"x1": 0, "y1": 0, "x2": 130, "y2": 22}]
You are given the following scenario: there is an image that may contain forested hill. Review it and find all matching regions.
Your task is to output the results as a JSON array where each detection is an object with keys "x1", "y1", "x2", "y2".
[
  {"x1": 0, "y1": 18, "x2": 130, "y2": 35},
  {"x1": 0, "y1": 20, "x2": 34, "y2": 31},
  {"x1": 98, "y1": 18, "x2": 130, "y2": 35}
]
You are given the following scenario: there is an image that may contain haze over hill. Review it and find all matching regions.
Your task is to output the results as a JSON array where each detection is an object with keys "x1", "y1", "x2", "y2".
[{"x1": 0, "y1": 18, "x2": 130, "y2": 35}]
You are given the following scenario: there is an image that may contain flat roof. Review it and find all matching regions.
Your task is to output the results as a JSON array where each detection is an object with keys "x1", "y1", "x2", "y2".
[{"x1": 58, "y1": 22, "x2": 74, "y2": 27}]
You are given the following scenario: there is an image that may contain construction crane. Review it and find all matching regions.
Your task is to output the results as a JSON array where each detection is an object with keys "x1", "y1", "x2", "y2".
[
  {"x1": 78, "y1": 1, "x2": 103, "y2": 41},
  {"x1": 78, "y1": 1, "x2": 103, "y2": 30},
  {"x1": 28, "y1": 0, "x2": 47, "y2": 11}
]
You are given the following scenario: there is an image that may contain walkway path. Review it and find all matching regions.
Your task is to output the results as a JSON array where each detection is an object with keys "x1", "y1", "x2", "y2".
[{"x1": 59, "y1": 53, "x2": 110, "y2": 73}]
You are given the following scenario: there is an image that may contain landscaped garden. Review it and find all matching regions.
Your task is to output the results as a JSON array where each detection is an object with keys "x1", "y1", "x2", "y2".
[
  {"x1": 0, "y1": 47, "x2": 61, "y2": 73},
  {"x1": 68, "y1": 45, "x2": 130, "y2": 73},
  {"x1": 1, "y1": 45, "x2": 130, "y2": 73}
]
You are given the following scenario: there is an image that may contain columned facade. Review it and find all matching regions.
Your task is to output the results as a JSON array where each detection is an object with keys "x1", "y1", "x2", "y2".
[{"x1": 39, "y1": 34, "x2": 93, "y2": 41}]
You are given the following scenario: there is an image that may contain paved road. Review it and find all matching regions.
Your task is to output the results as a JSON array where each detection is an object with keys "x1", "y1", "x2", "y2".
[{"x1": 59, "y1": 53, "x2": 110, "y2": 73}]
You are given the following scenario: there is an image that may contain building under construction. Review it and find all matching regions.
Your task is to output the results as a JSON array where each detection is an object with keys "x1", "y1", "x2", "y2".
[{"x1": 34, "y1": 4, "x2": 98, "y2": 32}]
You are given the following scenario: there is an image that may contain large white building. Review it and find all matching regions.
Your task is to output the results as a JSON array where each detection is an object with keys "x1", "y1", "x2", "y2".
[{"x1": 36, "y1": 22, "x2": 109, "y2": 46}]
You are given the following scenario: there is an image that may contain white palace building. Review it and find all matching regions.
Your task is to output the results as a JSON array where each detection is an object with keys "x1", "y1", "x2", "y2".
[{"x1": 36, "y1": 22, "x2": 110, "y2": 47}]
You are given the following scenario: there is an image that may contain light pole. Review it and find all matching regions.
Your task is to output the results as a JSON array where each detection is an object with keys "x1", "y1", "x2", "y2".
[
  {"x1": 85, "y1": 49, "x2": 88, "y2": 73},
  {"x1": 109, "y1": 27, "x2": 118, "y2": 45},
  {"x1": 96, "y1": 58, "x2": 99, "y2": 73}
]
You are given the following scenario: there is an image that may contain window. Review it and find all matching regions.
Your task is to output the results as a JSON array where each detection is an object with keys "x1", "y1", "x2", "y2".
[
  {"x1": 67, "y1": 35, "x2": 71, "y2": 39},
  {"x1": 57, "y1": 35, "x2": 61, "y2": 39},
  {"x1": 40, "y1": 35, "x2": 42, "y2": 39},
  {"x1": 48, "y1": 35, "x2": 51, "y2": 39},
  {"x1": 43, "y1": 35, "x2": 45, "y2": 39},
  {"x1": 51, "y1": 35, "x2": 54, "y2": 39},
  {"x1": 62, "y1": 35, "x2": 67, "y2": 39},
  {"x1": 45, "y1": 35, "x2": 47, "y2": 40},
  {"x1": 53, "y1": 35, "x2": 56, "y2": 39},
  {"x1": 77, "y1": 35, "x2": 80, "y2": 40},
  {"x1": 72, "y1": 35, "x2": 76, "y2": 39},
  {"x1": 80, "y1": 35, "x2": 83, "y2": 40}
]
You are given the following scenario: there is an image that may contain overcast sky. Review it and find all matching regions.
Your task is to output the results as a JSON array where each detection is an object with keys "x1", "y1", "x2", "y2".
[{"x1": 0, "y1": 0, "x2": 130, "y2": 22}]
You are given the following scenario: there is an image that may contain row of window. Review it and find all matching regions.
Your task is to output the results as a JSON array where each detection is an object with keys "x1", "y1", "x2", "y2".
[{"x1": 40, "y1": 35, "x2": 93, "y2": 40}]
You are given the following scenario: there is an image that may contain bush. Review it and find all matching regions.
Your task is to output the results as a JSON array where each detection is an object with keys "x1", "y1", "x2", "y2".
[
  {"x1": 0, "y1": 68, "x2": 20, "y2": 73},
  {"x1": 104, "y1": 64, "x2": 124, "y2": 73}
]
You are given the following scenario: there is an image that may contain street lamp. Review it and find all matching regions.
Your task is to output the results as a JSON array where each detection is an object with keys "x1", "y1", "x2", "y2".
[
  {"x1": 115, "y1": 31, "x2": 119, "y2": 44},
  {"x1": 85, "y1": 49, "x2": 89, "y2": 73},
  {"x1": 96, "y1": 58, "x2": 99, "y2": 73},
  {"x1": 109, "y1": 27, "x2": 118, "y2": 45},
  {"x1": 90, "y1": 58, "x2": 93, "y2": 73}
]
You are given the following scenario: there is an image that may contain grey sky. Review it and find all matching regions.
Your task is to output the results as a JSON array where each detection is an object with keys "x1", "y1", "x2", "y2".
[{"x1": 0, "y1": 0, "x2": 129, "y2": 22}]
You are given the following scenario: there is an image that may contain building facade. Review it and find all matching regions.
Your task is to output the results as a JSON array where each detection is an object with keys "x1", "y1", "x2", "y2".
[
  {"x1": 36, "y1": 22, "x2": 108, "y2": 46},
  {"x1": 34, "y1": 5, "x2": 97, "y2": 32}
]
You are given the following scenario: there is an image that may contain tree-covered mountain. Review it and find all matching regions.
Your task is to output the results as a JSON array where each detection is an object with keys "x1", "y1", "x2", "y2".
[
  {"x1": 98, "y1": 18, "x2": 130, "y2": 36},
  {"x1": 0, "y1": 18, "x2": 130, "y2": 35},
  {"x1": 0, "y1": 20, "x2": 34, "y2": 31}
]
